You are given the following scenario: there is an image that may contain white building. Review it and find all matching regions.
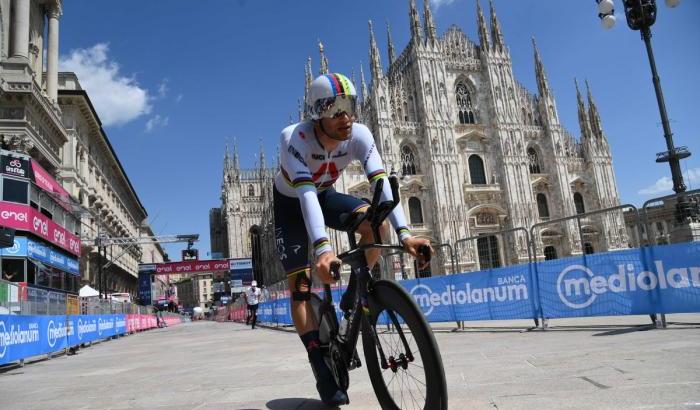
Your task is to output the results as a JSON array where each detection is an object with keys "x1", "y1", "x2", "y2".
[{"x1": 217, "y1": 0, "x2": 627, "y2": 282}]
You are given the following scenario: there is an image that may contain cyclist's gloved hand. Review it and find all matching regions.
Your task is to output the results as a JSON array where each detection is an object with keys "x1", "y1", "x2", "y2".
[
  {"x1": 316, "y1": 251, "x2": 342, "y2": 284},
  {"x1": 402, "y1": 237, "x2": 433, "y2": 270}
]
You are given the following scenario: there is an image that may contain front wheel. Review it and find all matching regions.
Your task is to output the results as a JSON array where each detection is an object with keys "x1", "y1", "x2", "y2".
[{"x1": 362, "y1": 280, "x2": 448, "y2": 410}]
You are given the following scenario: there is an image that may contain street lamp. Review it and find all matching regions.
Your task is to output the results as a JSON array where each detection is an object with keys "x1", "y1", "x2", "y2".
[{"x1": 596, "y1": 0, "x2": 697, "y2": 223}]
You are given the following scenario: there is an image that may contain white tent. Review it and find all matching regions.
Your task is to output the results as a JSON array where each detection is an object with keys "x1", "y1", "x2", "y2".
[{"x1": 79, "y1": 285, "x2": 99, "y2": 298}]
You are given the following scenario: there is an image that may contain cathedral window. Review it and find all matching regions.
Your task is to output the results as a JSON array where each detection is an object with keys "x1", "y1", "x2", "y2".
[
  {"x1": 537, "y1": 193, "x2": 550, "y2": 219},
  {"x1": 477, "y1": 235, "x2": 501, "y2": 269},
  {"x1": 468, "y1": 155, "x2": 486, "y2": 185},
  {"x1": 455, "y1": 83, "x2": 476, "y2": 124},
  {"x1": 401, "y1": 145, "x2": 418, "y2": 176},
  {"x1": 573, "y1": 192, "x2": 585, "y2": 214},
  {"x1": 248, "y1": 184, "x2": 255, "y2": 197},
  {"x1": 408, "y1": 197, "x2": 424, "y2": 225},
  {"x1": 543, "y1": 246, "x2": 558, "y2": 260},
  {"x1": 528, "y1": 148, "x2": 542, "y2": 174}
]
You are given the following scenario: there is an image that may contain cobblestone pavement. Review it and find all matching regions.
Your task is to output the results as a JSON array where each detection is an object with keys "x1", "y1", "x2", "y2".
[{"x1": 1, "y1": 314, "x2": 699, "y2": 409}]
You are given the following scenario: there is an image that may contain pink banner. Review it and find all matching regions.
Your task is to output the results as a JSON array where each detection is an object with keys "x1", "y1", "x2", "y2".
[
  {"x1": 0, "y1": 201, "x2": 81, "y2": 255},
  {"x1": 31, "y1": 159, "x2": 73, "y2": 211},
  {"x1": 125, "y1": 314, "x2": 182, "y2": 332},
  {"x1": 155, "y1": 259, "x2": 230, "y2": 274}
]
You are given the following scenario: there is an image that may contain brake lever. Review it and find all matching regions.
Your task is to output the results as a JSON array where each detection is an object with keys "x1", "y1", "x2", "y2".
[
  {"x1": 418, "y1": 244, "x2": 432, "y2": 263},
  {"x1": 330, "y1": 261, "x2": 342, "y2": 281}
]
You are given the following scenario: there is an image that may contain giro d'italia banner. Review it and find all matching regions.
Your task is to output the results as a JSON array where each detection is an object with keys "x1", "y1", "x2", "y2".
[{"x1": 0, "y1": 314, "x2": 127, "y2": 365}]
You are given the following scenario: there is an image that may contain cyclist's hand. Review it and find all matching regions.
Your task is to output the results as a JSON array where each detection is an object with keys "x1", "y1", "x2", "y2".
[
  {"x1": 402, "y1": 237, "x2": 433, "y2": 270},
  {"x1": 315, "y1": 251, "x2": 342, "y2": 284}
]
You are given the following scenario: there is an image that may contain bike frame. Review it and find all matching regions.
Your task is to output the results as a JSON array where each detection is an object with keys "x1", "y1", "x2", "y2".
[{"x1": 319, "y1": 176, "x2": 422, "y2": 372}]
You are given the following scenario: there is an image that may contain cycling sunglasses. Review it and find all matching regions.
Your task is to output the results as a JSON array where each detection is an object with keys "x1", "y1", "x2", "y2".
[{"x1": 317, "y1": 95, "x2": 357, "y2": 119}]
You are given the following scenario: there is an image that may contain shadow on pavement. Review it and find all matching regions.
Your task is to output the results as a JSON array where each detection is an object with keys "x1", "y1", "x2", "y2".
[{"x1": 266, "y1": 398, "x2": 338, "y2": 410}]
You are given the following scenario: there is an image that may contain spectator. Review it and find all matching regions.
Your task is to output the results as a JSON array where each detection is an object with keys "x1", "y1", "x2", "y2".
[{"x1": 245, "y1": 280, "x2": 261, "y2": 329}]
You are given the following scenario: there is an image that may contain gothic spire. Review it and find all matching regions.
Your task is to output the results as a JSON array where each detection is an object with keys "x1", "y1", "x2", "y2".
[
  {"x1": 368, "y1": 20, "x2": 383, "y2": 81},
  {"x1": 297, "y1": 98, "x2": 303, "y2": 121},
  {"x1": 575, "y1": 78, "x2": 592, "y2": 140},
  {"x1": 586, "y1": 79, "x2": 605, "y2": 140},
  {"x1": 305, "y1": 56, "x2": 313, "y2": 87},
  {"x1": 386, "y1": 20, "x2": 397, "y2": 66},
  {"x1": 318, "y1": 41, "x2": 329, "y2": 74},
  {"x1": 532, "y1": 37, "x2": 551, "y2": 97},
  {"x1": 409, "y1": 0, "x2": 423, "y2": 44},
  {"x1": 360, "y1": 63, "x2": 368, "y2": 101},
  {"x1": 423, "y1": 0, "x2": 437, "y2": 43},
  {"x1": 258, "y1": 137, "x2": 266, "y2": 168},
  {"x1": 477, "y1": 0, "x2": 490, "y2": 51},
  {"x1": 304, "y1": 56, "x2": 313, "y2": 111},
  {"x1": 351, "y1": 67, "x2": 358, "y2": 93},
  {"x1": 232, "y1": 138, "x2": 240, "y2": 170},
  {"x1": 489, "y1": 0, "x2": 505, "y2": 51}
]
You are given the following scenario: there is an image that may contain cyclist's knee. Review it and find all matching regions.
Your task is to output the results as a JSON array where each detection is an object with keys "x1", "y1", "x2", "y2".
[
  {"x1": 357, "y1": 218, "x2": 389, "y2": 241},
  {"x1": 288, "y1": 271, "x2": 312, "y2": 302}
]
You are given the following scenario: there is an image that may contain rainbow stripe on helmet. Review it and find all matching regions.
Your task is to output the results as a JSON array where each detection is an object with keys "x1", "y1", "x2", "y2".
[{"x1": 325, "y1": 73, "x2": 354, "y2": 97}]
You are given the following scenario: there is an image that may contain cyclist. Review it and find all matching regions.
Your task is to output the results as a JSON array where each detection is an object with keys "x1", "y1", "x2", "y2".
[{"x1": 273, "y1": 73, "x2": 431, "y2": 406}]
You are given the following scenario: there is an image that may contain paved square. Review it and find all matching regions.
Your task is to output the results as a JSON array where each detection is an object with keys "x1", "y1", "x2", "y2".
[{"x1": 1, "y1": 315, "x2": 699, "y2": 409}]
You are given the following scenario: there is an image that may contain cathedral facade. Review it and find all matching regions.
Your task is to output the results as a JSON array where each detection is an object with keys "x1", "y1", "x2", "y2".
[{"x1": 217, "y1": 0, "x2": 627, "y2": 283}]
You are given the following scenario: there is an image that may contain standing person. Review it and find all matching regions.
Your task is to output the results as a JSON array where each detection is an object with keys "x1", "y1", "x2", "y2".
[
  {"x1": 245, "y1": 280, "x2": 261, "y2": 329},
  {"x1": 273, "y1": 73, "x2": 432, "y2": 406}
]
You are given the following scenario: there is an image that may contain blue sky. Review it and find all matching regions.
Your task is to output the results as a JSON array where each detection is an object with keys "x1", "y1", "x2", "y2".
[{"x1": 58, "y1": 0, "x2": 700, "y2": 260}]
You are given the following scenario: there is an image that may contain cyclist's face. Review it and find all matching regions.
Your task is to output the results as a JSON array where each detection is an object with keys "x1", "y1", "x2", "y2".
[{"x1": 320, "y1": 112, "x2": 353, "y2": 141}]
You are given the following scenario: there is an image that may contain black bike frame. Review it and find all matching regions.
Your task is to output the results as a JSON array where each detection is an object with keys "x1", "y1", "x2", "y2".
[{"x1": 321, "y1": 175, "x2": 424, "y2": 370}]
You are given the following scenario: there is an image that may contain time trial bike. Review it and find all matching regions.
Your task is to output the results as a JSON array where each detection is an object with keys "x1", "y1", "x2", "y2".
[{"x1": 309, "y1": 175, "x2": 448, "y2": 410}]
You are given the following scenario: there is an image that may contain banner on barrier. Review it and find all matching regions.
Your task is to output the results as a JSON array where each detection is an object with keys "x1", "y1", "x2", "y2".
[
  {"x1": 0, "y1": 314, "x2": 127, "y2": 365},
  {"x1": 538, "y1": 242, "x2": 700, "y2": 318},
  {"x1": 249, "y1": 242, "x2": 699, "y2": 325}
]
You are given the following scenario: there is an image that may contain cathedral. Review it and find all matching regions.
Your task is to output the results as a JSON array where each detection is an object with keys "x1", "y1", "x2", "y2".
[{"x1": 214, "y1": 0, "x2": 627, "y2": 284}]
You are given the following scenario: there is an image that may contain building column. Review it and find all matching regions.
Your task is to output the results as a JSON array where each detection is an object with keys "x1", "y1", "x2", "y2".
[
  {"x1": 10, "y1": 0, "x2": 30, "y2": 60},
  {"x1": 46, "y1": 5, "x2": 61, "y2": 102}
]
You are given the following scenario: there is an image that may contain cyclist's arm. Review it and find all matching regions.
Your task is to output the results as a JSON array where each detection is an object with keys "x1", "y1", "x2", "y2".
[
  {"x1": 280, "y1": 134, "x2": 332, "y2": 257},
  {"x1": 353, "y1": 124, "x2": 412, "y2": 242}
]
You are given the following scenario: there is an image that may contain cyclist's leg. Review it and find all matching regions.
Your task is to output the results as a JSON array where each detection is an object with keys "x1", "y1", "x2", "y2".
[
  {"x1": 274, "y1": 187, "x2": 347, "y2": 405},
  {"x1": 320, "y1": 188, "x2": 387, "y2": 269}
]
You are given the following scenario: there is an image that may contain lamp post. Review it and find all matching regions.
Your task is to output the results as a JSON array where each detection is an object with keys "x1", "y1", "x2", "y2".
[{"x1": 597, "y1": 0, "x2": 696, "y2": 223}]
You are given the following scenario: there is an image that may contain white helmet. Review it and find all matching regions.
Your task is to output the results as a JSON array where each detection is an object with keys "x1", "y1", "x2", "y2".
[{"x1": 306, "y1": 73, "x2": 358, "y2": 120}]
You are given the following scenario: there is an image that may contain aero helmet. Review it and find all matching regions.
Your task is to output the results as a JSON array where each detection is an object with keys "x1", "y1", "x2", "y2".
[{"x1": 306, "y1": 73, "x2": 358, "y2": 120}]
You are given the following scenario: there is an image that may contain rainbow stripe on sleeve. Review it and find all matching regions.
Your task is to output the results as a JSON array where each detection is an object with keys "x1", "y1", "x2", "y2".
[
  {"x1": 396, "y1": 227, "x2": 411, "y2": 239},
  {"x1": 281, "y1": 167, "x2": 315, "y2": 189},
  {"x1": 367, "y1": 169, "x2": 387, "y2": 184},
  {"x1": 313, "y1": 237, "x2": 330, "y2": 252}
]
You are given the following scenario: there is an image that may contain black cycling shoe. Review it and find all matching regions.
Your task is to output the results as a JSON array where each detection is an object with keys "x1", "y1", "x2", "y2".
[{"x1": 316, "y1": 378, "x2": 349, "y2": 406}]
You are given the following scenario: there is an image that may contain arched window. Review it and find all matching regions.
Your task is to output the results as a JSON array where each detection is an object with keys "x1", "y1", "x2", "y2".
[
  {"x1": 477, "y1": 235, "x2": 501, "y2": 269},
  {"x1": 455, "y1": 82, "x2": 476, "y2": 124},
  {"x1": 401, "y1": 145, "x2": 418, "y2": 176},
  {"x1": 408, "y1": 197, "x2": 423, "y2": 225},
  {"x1": 583, "y1": 242, "x2": 594, "y2": 255},
  {"x1": 468, "y1": 155, "x2": 486, "y2": 185},
  {"x1": 537, "y1": 193, "x2": 550, "y2": 219},
  {"x1": 248, "y1": 184, "x2": 255, "y2": 196},
  {"x1": 574, "y1": 192, "x2": 585, "y2": 214},
  {"x1": 544, "y1": 246, "x2": 558, "y2": 260},
  {"x1": 528, "y1": 147, "x2": 542, "y2": 174}
]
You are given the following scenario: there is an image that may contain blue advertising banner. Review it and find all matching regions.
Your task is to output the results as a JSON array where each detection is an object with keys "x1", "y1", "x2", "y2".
[
  {"x1": 138, "y1": 271, "x2": 153, "y2": 305},
  {"x1": 0, "y1": 236, "x2": 79, "y2": 275},
  {"x1": 402, "y1": 264, "x2": 538, "y2": 322},
  {"x1": 253, "y1": 242, "x2": 699, "y2": 326},
  {"x1": 537, "y1": 242, "x2": 700, "y2": 318},
  {"x1": 0, "y1": 314, "x2": 127, "y2": 365}
]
